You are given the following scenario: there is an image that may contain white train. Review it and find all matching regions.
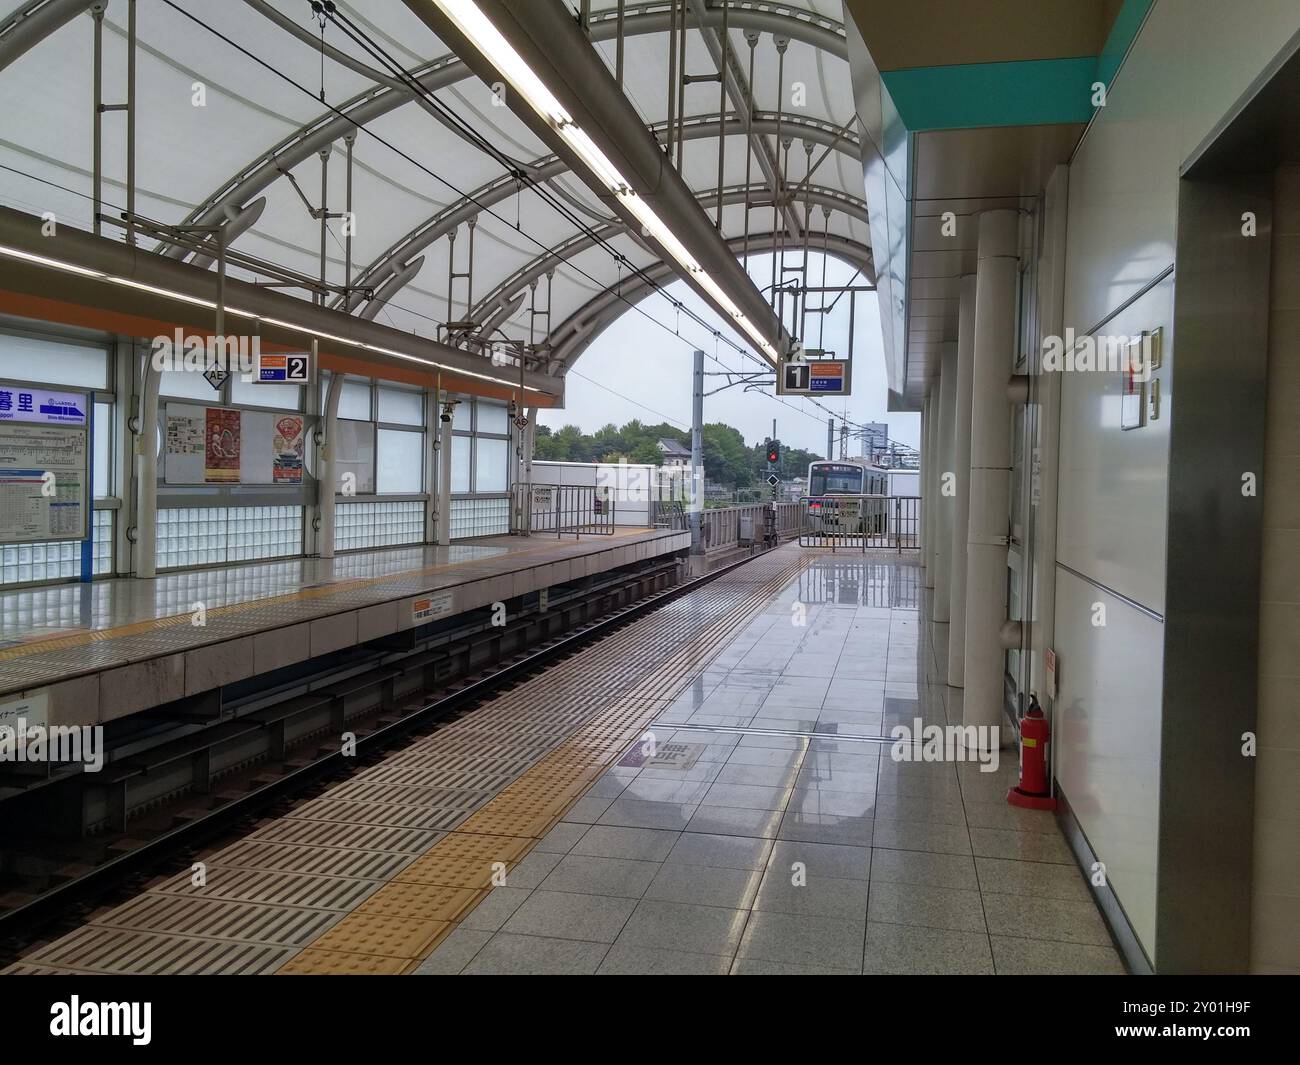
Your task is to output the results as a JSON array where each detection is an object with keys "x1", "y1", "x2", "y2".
[{"x1": 804, "y1": 459, "x2": 890, "y2": 535}]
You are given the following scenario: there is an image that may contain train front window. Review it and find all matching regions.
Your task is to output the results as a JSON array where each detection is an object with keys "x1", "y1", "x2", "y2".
[{"x1": 811, "y1": 468, "x2": 863, "y2": 495}]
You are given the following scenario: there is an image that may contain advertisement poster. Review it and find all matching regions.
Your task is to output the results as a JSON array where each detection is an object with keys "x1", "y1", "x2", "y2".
[
  {"x1": 204, "y1": 407, "x2": 241, "y2": 483},
  {"x1": 273, "y1": 415, "x2": 305, "y2": 484}
]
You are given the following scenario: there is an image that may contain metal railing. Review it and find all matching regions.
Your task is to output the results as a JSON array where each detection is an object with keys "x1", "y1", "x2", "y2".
[
  {"x1": 797, "y1": 495, "x2": 920, "y2": 552},
  {"x1": 510, "y1": 483, "x2": 616, "y2": 537},
  {"x1": 695, "y1": 501, "x2": 804, "y2": 553},
  {"x1": 651, "y1": 499, "x2": 688, "y2": 531}
]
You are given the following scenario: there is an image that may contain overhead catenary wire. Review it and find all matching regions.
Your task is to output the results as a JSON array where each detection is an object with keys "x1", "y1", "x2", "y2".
[{"x1": 153, "y1": 1, "x2": 881, "y2": 437}]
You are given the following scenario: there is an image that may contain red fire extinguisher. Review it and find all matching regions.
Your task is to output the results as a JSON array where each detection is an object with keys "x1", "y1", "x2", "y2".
[{"x1": 1008, "y1": 694, "x2": 1058, "y2": 811}]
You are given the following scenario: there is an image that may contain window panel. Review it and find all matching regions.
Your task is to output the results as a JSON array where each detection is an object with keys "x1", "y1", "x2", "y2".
[
  {"x1": 378, "y1": 385, "x2": 424, "y2": 426},
  {"x1": 477, "y1": 401, "x2": 508, "y2": 435},
  {"x1": 231, "y1": 375, "x2": 301, "y2": 410},
  {"x1": 377, "y1": 428, "x2": 423, "y2": 493},
  {"x1": 0, "y1": 334, "x2": 107, "y2": 389},
  {"x1": 474, "y1": 436, "x2": 508, "y2": 492},
  {"x1": 159, "y1": 366, "x2": 214, "y2": 400},
  {"x1": 451, "y1": 436, "x2": 470, "y2": 492},
  {"x1": 452, "y1": 399, "x2": 471, "y2": 430},
  {"x1": 338, "y1": 379, "x2": 371, "y2": 420},
  {"x1": 94, "y1": 401, "x2": 111, "y2": 498}
]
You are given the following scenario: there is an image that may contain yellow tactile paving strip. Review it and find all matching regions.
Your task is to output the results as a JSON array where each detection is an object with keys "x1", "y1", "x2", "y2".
[
  {"x1": 275, "y1": 550, "x2": 811, "y2": 974},
  {"x1": 0, "y1": 530, "x2": 653, "y2": 665}
]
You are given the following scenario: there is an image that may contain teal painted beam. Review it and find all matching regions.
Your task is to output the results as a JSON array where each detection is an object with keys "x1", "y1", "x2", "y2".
[
  {"x1": 878, "y1": 0, "x2": 1154, "y2": 132},
  {"x1": 1098, "y1": 0, "x2": 1155, "y2": 87},
  {"x1": 881, "y1": 56, "x2": 1097, "y2": 131}
]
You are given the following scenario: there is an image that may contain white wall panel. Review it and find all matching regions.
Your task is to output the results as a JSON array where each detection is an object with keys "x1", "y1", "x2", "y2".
[
  {"x1": 1054, "y1": 568, "x2": 1162, "y2": 958},
  {"x1": 1055, "y1": 276, "x2": 1173, "y2": 613}
]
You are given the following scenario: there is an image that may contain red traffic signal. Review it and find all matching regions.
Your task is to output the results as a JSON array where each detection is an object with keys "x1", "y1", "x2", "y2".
[{"x1": 766, "y1": 441, "x2": 780, "y2": 464}]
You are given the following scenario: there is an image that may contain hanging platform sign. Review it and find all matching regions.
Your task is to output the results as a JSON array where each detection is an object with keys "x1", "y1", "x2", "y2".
[
  {"x1": 776, "y1": 356, "x2": 851, "y2": 396},
  {"x1": 255, "y1": 351, "x2": 311, "y2": 384}
]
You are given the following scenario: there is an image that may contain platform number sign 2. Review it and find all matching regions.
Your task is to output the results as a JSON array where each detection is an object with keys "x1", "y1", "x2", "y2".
[{"x1": 257, "y1": 352, "x2": 311, "y2": 384}]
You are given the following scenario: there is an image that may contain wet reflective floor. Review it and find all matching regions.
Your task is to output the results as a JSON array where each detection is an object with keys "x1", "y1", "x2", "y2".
[{"x1": 419, "y1": 553, "x2": 1125, "y2": 975}]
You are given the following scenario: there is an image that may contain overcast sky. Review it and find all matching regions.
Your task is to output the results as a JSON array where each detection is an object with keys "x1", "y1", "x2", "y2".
[{"x1": 538, "y1": 252, "x2": 920, "y2": 458}]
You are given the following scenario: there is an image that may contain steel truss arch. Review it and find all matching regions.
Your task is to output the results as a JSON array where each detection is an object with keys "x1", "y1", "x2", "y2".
[
  {"x1": 544, "y1": 230, "x2": 874, "y2": 375},
  {"x1": 344, "y1": 111, "x2": 860, "y2": 316},
  {"x1": 165, "y1": 1, "x2": 849, "y2": 256},
  {"x1": 472, "y1": 183, "x2": 869, "y2": 341}
]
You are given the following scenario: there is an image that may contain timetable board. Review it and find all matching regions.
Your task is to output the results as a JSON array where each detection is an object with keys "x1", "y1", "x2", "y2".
[{"x1": 0, "y1": 423, "x2": 89, "y2": 543}]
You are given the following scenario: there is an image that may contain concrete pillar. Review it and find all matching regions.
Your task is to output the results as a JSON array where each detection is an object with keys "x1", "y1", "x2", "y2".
[
  {"x1": 436, "y1": 400, "x2": 456, "y2": 547},
  {"x1": 947, "y1": 274, "x2": 977, "y2": 687},
  {"x1": 963, "y1": 209, "x2": 1019, "y2": 739},
  {"x1": 133, "y1": 355, "x2": 160, "y2": 578},
  {"x1": 689, "y1": 348, "x2": 704, "y2": 555},
  {"x1": 933, "y1": 341, "x2": 957, "y2": 622},
  {"x1": 317, "y1": 373, "x2": 342, "y2": 559},
  {"x1": 923, "y1": 387, "x2": 935, "y2": 587},
  {"x1": 917, "y1": 395, "x2": 927, "y2": 561}
]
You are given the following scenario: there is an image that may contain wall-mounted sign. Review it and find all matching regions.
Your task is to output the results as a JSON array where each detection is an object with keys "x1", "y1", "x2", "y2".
[
  {"x1": 256, "y1": 352, "x2": 310, "y2": 384},
  {"x1": 0, "y1": 423, "x2": 88, "y2": 543},
  {"x1": 412, "y1": 591, "x2": 454, "y2": 624},
  {"x1": 0, "y1": 387, "x2": 88, "y2": 426}
]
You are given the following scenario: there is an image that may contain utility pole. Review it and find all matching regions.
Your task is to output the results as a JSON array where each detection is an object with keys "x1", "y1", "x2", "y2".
[
  {"x1": 690, "y1": 349, "x2": 704, "y2": 560},
  {"x1": 826, "y1": 416, "x2": 834, "y2": 461}
]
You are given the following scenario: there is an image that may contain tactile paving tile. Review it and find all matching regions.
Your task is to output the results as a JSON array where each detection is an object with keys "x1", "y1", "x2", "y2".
[
  {"x1": 150, "y1": 867, "x2": 382, "y2": 911},
  {"x1": 277, "y1": 948, "x2": 412, "y2": 976},
  {"x1": 355, "y1": 882, "x2": 483, "y2": 923},
  {"x1": 303, "y1": 912, "x2": 448, "y2": 960},
  {"x1": 93, "y1": 893, "x2": 341, "y2": 946},
  {"x1": 247, "y1": 818, "x2": 441, "y2": 855},
  {"x1": 202, "y1": 840, "x2": 415, "y2": 881},
  {"x1": 20, "y1": 925, "x2": 298, "y2": 976}
]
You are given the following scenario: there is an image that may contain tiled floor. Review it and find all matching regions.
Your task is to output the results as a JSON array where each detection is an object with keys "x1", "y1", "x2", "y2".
[{"x1": 417, "y1": 554, "x2": 1125, "y2": 976}]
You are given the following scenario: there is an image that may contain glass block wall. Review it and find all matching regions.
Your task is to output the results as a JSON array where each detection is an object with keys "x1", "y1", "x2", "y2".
[
  {"x1": 157, "y1": 506, "x2": 304, "y2": 570},
  {"x1": 335, "y1": 500, "x2": 424, "y2": 551},
  {"x1": 450, "y1": 496, "x2": 509, "y2": 538},
  {"x1": 0, "y1": 509, "x2": 113, "y2": 586}
]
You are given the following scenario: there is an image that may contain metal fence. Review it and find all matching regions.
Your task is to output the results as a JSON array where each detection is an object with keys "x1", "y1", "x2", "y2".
[
  {"x1": 651, "y1": 500, "x2": 688, "y2": 531},
  {"x1": 696, "y1": 502, "x2": 804, "y2": 552},
  {"x1": 797, "y1": 495, "x2": 920, "y2": 552},
  {"x1": 510, "y1": 483, "x2": 617, "y2": 537}
]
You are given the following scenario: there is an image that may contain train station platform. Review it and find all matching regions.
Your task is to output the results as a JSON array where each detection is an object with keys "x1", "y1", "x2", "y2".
[
  {"x1": 4, "y1": 546, "x2": 1123, "y2": 976},
  {"x1": 0, "y1": 528, "x2": 689, "y2": 727}
]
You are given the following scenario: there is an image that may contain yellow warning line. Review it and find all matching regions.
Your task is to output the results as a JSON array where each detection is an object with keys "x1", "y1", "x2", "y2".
[
  {"x1": 277, "y1": 551, "x2": 811, "y2": 975},
  {"x1": 0, "y1": 531, "x2": 650, "y2": 666}
]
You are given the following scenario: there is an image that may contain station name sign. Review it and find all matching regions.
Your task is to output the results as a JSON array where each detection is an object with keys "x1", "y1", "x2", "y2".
[{"x1": 0, "y1": 387, "x2": 88, "y2": 426}]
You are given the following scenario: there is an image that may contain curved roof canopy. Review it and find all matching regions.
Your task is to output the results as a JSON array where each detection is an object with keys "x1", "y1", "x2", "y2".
[{"x1": 0, "y1": 0, "x2": 872, "y2": 389}]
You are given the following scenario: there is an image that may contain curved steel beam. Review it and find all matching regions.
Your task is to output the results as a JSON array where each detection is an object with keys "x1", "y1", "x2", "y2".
[
  {"x1": 168, "y1": 1, "x2": 848, "y2": 253},
  {"x1": 544, "y1": 231, "x2": 874, "y2": 373},
  {"x1": 343, "y1": 111, "x2": 859, "y2": 315},
  {"x1": 0, "y1": 0, "x2": 93, "y2": 75},
  {"x1": 472, "y1": 183, "x2": 869, "y2": 339}
]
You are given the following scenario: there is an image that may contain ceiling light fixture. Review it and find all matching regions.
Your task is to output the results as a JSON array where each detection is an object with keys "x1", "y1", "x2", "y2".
[{"x1": 430, "y1": 0, "x2": 780, "y2": 363}]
